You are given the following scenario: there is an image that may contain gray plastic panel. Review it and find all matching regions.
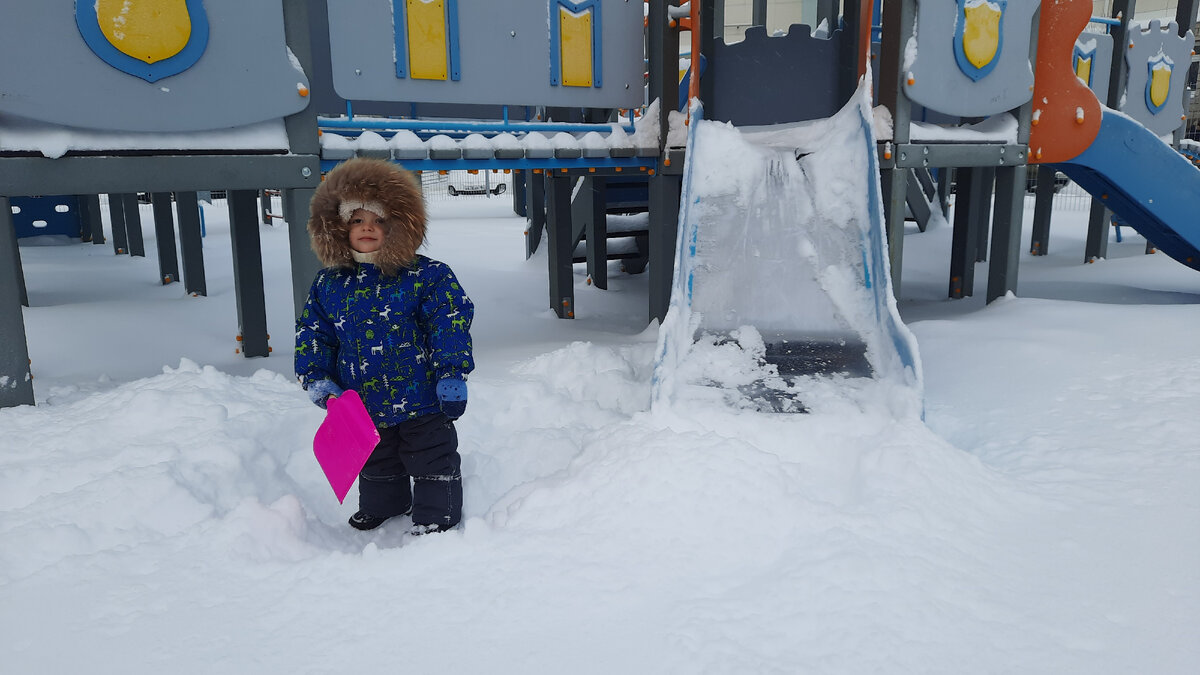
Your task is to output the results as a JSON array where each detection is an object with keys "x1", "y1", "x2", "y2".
[
  {"x1": 0, "y1": 1, "x2": 309, "y2": 132},
  {"x1": 1122, "y1": 20, "x2": 1194, "y2": 137},
  {"x1": 904, "y1": 0, "x2": 1039, "y2": 117},
  {"x1": 707, "y1": 25, "x2": 845, "y2": 126},
  {"x1": 327, "y1": 0, "x2": 643, "y2": 108}
]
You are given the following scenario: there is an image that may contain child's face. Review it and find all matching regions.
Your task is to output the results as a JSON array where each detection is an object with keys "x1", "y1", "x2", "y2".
[{"x1": 347, "y1": 209, "x2": 386, "y2": 253}]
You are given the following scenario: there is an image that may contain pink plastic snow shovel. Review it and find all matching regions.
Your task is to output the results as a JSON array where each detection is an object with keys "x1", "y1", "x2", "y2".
[{"x1": 313, "y1": 390, "x2": 380, "y2": 503}]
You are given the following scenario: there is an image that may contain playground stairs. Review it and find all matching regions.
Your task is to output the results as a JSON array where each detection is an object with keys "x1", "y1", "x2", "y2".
[{"x1": 568, "y1": 175, "x2": 651, "y2": 282}]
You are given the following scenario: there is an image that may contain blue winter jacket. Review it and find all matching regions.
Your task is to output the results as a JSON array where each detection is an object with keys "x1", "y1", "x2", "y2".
[{"x1": 295, "y1": 255, "x2": 474, "y2": 425}]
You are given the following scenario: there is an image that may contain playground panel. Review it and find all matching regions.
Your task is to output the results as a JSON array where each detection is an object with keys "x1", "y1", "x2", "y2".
[
  {"x1": 903, "y1": 0, "x2": 1039, "y2": 118},
  {"x1": 0, "y1": 0, "x2": 310, "y2": 133},
  {"x1": 1122, "y1": 19, "x2": 1195, "y2": 138},
  {"x1": 326, "y1": 0, "x2": 644, "y2": 108}
]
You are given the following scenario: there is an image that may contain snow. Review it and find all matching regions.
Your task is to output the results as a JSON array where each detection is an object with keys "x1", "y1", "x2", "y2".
[
  {"x1": 353, "y1": 130, "x2": 388, "y2": 151},
  {"x1": 386, "y1": 128, "x2": 424, "y2": 150},
  {"x1": 0, "y1": 112, "x2": 290, "y2": 158},
  {"x1": 3, "y1": 129, "x2": 1199, "y2": 672},
  {"x1": 910, "y1": 113, "x2": 1019, "y2": 143}
]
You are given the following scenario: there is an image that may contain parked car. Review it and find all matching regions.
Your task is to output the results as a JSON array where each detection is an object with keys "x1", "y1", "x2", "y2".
[{"x1": 448, "y1": 183, "x2": 506, "y2": 196}]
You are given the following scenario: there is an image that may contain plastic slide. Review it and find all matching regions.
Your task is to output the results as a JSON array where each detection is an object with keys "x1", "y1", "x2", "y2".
[
  {"x1": 652, "y1": 84, "x2": 922, "y2": 413},
  {"x1": 1050, "y1": 111, "x2": 1200, "y2": 271}
]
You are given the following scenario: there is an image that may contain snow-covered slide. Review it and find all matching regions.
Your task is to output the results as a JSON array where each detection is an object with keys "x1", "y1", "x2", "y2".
[{"x1": 653, "y1": 85, "x2": 922, "y2": 413}]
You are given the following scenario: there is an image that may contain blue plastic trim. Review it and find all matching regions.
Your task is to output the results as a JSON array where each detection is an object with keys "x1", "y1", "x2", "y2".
[
  {"x1": 446, "y1": 0, "x2": 462, "y2": 81},
  {"x1": 76, "y1": 0, "x2": 209, "y2": 83},
  {"x1": 392, "y1": 0, "x2": 407, "y2": 78},
  {"x1": 952, "y1": 0, "x2": 1005, "y2": 83}
]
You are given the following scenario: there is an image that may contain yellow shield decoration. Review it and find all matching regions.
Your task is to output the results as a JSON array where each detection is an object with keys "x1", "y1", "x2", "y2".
[
  {"x1": 1074, "y1": 55, "x2": 1093, "y2": 86},
  {"x1": 96, "y1": 0, "x2": 192, "y2": 64},
  {"x1": 1148, "y1": 60, "x2": 1172, "y2": 111},
  {"x1": 406, "y1": 0, "x2": 448, "y2": 80},
  {"x1": 962, "y1": 1, "x2": 1002, "y2": 70}
]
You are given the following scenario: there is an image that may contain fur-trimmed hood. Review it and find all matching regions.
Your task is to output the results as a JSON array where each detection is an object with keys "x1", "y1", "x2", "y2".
[{"x1": 307, "y1": 157, "x2": 426, "y2": 277}]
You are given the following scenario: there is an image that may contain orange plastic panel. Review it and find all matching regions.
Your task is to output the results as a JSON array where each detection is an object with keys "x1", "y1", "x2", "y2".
[{"x1": 1028, "y1": 0, "x2": 1101, "y2": 164}]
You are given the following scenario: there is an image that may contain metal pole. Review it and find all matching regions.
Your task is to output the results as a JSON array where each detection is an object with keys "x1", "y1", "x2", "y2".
[
  {"x1": 228, "y1": 190, "x2": 271, "y2": 357},
  {"x1": 0, "y1": 195, "x2": 35, "y2": 407},
  {"x1": 151, "y1": 192, "x2": 180, "y2": 284},
  {"x1": 647, "y1": 0, "x2": 681, "y2": 323},
  {"x1": 108, "y1": 194, "x2": 129, "y2": 255},
  {"x1": 121, "y1": 193, "x2": 145, "y2": 257},
  {"x1": 175, "y1": 191, "x2": 208, "y2": 297}
]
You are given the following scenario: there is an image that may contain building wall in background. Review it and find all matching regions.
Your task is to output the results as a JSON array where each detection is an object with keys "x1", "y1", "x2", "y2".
[{"x1": 721, "y1": 0, "x2": 806, "y2": 43}]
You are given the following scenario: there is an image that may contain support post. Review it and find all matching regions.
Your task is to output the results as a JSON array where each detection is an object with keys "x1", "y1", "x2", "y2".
[
  {"x1": 3, "y1": 200, "x2": 28, "y2": 308},
  {"x1": 512, "y1": 169, "x2": 528, "y2": 218},
  {"x1": 227, "y1": 190, "x2": 271, "y2": 357},
  {"x1": 936, "y1": 168, "x2": 952, "y2": 218},
  {"x1": 260, "y1": 190, "x2": 272, "y2": 225},
  {"x1": 175, "y1": 191, "x2": 208, "y2": 297},
  {"x1": 647, "y1": 0, "x2": 682, "y2": 324},
  {"x1": 0, "y1": 196, "x2": 35, "y2": 407},
  {"x1": 151, "y1": 193, "x2": 180, "y2": 284},
  {"x1": 108, "y1": 194, "x2": 129, "y2": 255},
  {"x1": 280, "y1": 0, "x2": 323, "y2": 323},
  {"x1": 581, "y1": 177, "x2": 609, "y2": 290},
  {"x1": 986, "y1": 165, "x2": 1027, "y2": 303},
  {"x1": 878, "y1": 0, "x2": 915, "y2": 298},
  {"x1": 545, "y1": 175, "x2": 575, "y2": 319},
  {"x1": 949, "y1": 168, "x2": 983, "y2": 298},
  {"x1": 526, "y1": 172, "x2": 546, "y2": 259},
  {"x1": 976, "y1": 167, "x2": 996, "y2": 262},
  {"x1": 1029, "y1": 167, "x2": 1056, "y2": 255},
  {"x1": 1086, "y1": 0, "x2": 1134, "y2": 263},
  {"x1": 121, "y1": 193, "x2": 145, "y2": 257},
  {"x1": 751, "y1": 0, "x2": 767, "y2": 27},
  {"x1": 1085, "y1": 200, "x2": 1111, "y2": 262},
  {"x1": 81, "y1": 194, "x2": 105, "y2": 245},
  {"x1": 284, "y1": 187, "x2": 319, "y2": 316}
]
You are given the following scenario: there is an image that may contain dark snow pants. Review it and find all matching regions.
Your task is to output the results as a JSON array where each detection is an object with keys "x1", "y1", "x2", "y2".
[{"x1": 358, "y1": 413, "x2": 462, "y2": 528}]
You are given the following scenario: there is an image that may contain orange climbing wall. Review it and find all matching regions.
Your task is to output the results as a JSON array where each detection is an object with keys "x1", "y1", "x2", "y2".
[{"x1": 1028, "y1": 0, "x2": 1102, "y2": 164}]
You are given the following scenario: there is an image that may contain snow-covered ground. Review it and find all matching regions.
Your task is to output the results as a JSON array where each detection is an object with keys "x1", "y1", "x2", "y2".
[{"x1": 3, "y1": 174, "x2": 1198, "y2": 672}]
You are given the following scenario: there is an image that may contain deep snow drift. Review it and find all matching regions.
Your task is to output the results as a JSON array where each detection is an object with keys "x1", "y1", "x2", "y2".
[{"x1": 2, "y1": 164, "x2": 1198, "y2": 671}]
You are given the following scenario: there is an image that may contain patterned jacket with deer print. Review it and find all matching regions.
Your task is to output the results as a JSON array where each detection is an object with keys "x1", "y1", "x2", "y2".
[{"x1": 295, "y1": 254, "x2": 474, "y2": 425}]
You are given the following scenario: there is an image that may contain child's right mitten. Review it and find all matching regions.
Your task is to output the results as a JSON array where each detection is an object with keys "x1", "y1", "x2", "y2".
[{"x1": 437, "y1": 379, "x2": 467, "y2": 420}]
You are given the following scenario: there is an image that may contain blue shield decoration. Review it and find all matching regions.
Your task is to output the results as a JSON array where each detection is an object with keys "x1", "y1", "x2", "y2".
[
  {"x1": 76, "y1": 0, "x2": 209, "y2": 83},
  {"x1": 954, "y1": 0, "x2": 1006, "y2": 82},
  {"x1": 1145, "y1": 53, "x2": 1173, "y2": 114}
]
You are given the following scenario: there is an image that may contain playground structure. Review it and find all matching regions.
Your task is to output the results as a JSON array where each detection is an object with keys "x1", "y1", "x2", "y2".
[{"x1": 3, "y1": 0, "x2": 1200, "y2": 410}]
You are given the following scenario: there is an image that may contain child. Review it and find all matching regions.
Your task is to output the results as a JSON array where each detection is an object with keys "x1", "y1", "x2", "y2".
[{"x1": 295, "y1": 157, "x2": 474, "y2": 535}]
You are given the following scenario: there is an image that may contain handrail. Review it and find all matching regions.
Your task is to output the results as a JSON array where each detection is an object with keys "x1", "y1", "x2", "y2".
[
  {"x1": 688, "y1": 0, "x2": 700, "y2": 105},
  {"x1": 318, "y1": 117, "x2": 637, "y2": 135}
]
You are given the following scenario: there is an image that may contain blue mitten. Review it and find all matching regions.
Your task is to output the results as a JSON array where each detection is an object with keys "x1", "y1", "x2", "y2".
[
  {"x1": 437, "y1": 379, "x2": 467, "y2": 420},
  {"x1": 307, "y1": 379, "x2": 343, "y2": 409}
]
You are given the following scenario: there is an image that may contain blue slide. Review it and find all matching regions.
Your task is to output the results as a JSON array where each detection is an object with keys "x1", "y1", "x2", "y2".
[{"x1": 1051, "y1": 111, "x2": 1200, "y2": 271}]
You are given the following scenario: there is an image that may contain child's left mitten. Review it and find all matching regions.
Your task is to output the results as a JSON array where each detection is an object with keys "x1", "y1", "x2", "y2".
[
  {"x1": 437, "y1": 379, "x2": 467, "y2": 420},
  {"x1": 307, "y1": 379, "x2": 344, "y2": 409}
]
